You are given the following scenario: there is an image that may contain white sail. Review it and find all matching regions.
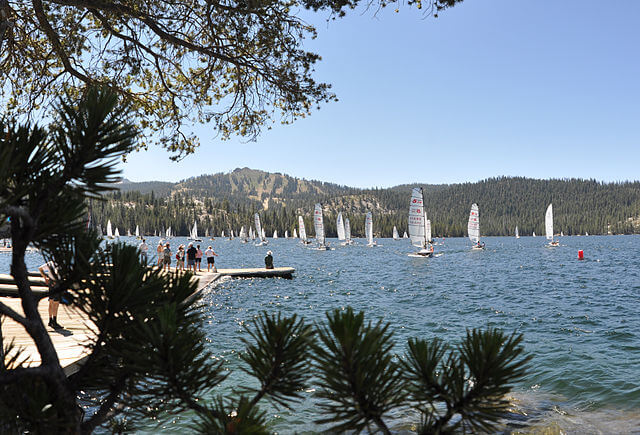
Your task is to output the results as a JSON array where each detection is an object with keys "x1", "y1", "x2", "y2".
[
  {"x1": 293, "y1": 228, "x2": 298, "y2": 238},
  {"x1": 545, "y1": 203, "x2": 554, "y2": 241},
  {"x1": 190, "y1": 221, "x2": 198, "y2": 239},
  {"x1": 345, "y1": 218, "x2": 351, "y2": 242},
  {"x1": 126, "y1": 229, "x2": 131, "y2": 237},
  {"x1": 239, "y1": 226, "x2": 246, "y2": 238},
  {"x1": 273, "y1": 230, "x2": 278, "y2": 239},
  {"x1": 284, "y1": 230, "x2": 289, "y2": 238},
  {"x1": 393, "y1": 226, "x2": 399, "y2": 240},
  {"x1": 114, "y1": 227, "x2": 120, "y2": 238},
  {"x1": 261, "y1": 228, "x2": 265, "y2": 239},
  {"x1": 426, "y1": 219, "x2": 432, "y2": 243},
  {"x1": 135, "y1": 225, "x2": 140, "y2": 238},
  {"x1": 515, "y1": 226, "x2": 519, "y2": 238},
  {"x1": 166, "y1": 226, "x2": 172, "y2": 238},
  {"x1": 365, "y1": 212, "x2": 374, "y2": 246},
  {"x1": 468, "y1": 203, "x2": 480, "y2": 244},
  {"x1": 106, "y1": 220, "x2": 113, "y2": 238},
  {"x1": 221, "y1": 230, "x2": 225, "y2": 237},
  {"x1": 532, "y1": 231, "x2": 536, "y2": 237},
  {"x1": 403, "y1": 231, "x2": 408, "y2": 238},
  {"x1": 337, "y1": 212, "x2": 346, "y2": 241},
  {"x1": 298, "y1": 216, "x2": 307, "y2": 242},
  {"x1": 254, "y1": 213, "x2": 262, "y2": 241},
  {"x1": 314, "y1": 203, "x2": 325, "y2": 246},
  {"x1": 408, "y1": 187, "x2": 427, "y2": 248}
]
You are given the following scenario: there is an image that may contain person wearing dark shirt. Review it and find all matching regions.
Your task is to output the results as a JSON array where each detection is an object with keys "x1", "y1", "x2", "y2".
[
  {"x1": 264, "y1": 250, "x2": 274, "y2": 269},
  {"x1": 186, "y1": 243, "x2": 197, "y2": 273}
]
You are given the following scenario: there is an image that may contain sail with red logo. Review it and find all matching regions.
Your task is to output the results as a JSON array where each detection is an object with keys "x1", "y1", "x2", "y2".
[{"x1": 408, "y1": 187, "x2": 433, "y2": 257}]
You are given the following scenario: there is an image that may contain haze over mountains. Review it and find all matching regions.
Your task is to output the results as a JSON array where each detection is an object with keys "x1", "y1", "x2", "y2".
[{"x1": 100, "y1": 168, "x2": 640, "y2": 237}]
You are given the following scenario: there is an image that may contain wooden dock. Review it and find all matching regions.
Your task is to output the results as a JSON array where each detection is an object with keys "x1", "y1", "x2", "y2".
[
  {"x1": 0, "y1": 270, "x2": 221, "y2": 376},
  {"x1": 217, "y1": 267, "x2": 295, "y2": 279}
]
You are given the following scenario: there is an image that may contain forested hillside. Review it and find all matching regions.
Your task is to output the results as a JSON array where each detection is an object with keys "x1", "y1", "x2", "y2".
[{"x1": 91, "y1": 169, "x2": 640, "y2": 238}]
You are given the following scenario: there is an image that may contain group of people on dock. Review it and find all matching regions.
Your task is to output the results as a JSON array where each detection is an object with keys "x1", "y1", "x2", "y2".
[{"x1": 143, "y1": 240, "x2": 219, "y2": 274}]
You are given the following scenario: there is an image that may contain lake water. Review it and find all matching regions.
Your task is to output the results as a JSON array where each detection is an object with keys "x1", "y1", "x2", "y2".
[{"x1": 3, "y1": 235, "x2": 640, "y2": 433}]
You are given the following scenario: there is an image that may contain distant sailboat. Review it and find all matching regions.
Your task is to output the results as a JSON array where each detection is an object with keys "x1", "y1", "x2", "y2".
[
  {"x1": 403, "y1": 231, "x2": 408, "y2": 239},
  {"x1": 255, "y1": 213, "x2": 267, "y2": 246},
  {"x1": 393, "y1": 226, "x2": 399, "y2": 241},
  {"x1": 114, "y1": 227, "x2": 120, "y2": 238},
  {"x1": 189, "y1": 221, "x2": 202, "y2": 241},
  {"x1": 298, "y1": 216, "x2": 310, "y2": 245},
  {"x1": 426, "y1": 219, "x2": 432, "y2": 243},
  {"x1": 468, "y1": 203, "x2": 484, "y2": 250},
  {"x1": 532, "y1": 231, "x2": 536, "y2": 237},
  {"x1": 314, "y1": 203, "x2": 329, "y2": 250},
  {"x1": 273, "y1": 230, "x2": 278, "y2": 239},
  {"x1": 106, "y1": 220, "x2": 114, "y2": 239},
  {"x1": 545, "y1": 203, "x2": 559, "y2": 246},
  {"x1": 365, "y1": 212, "x2": 377, "y2": 247},
  {"x1": 221, "y1": 230, "x2": 225, "y2": 238},
  {"x1": 337, "y1": 212, "x2": 346, "y2": 242},
  {"x1": 515, "y1": 226, "x2": 520, "y2": 239},
  {"x1": 345, "y1": 218, "x2": 353, "y2": 245},
  {"x1": 585, "y1": 231, "x2": 589, "y2": 236},
  {"x1": 240, "y1": 226, "x2": 248, "y2": 243},
  {"x1": 293, "y1": 228, "x2": 298, "y2": 238},
  {"x1": 135, "y1": 225, "x2": 141, "y2": 239},
  {"x1": 166, "y1": 226, "x2": 172, "y2": 239},
  {"x1": 285, "y1": 230, "x2": 289, "y2": 238},
  {"x1": 126, "y1": 229, "x2": 132, "y2": 237},
  {"x1": 408, "y1": 187, "x2": 433, "y2": 257}
]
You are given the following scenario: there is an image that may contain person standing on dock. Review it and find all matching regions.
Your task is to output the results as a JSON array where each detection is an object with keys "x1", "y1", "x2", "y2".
[
  {"x1": 39, "y1": 260, "x2": 62, "y2": 329},
  {"x1": 195, "y1": 244, "x2": 203, "y2": 272},
  {"x1": 265, "y1": 251, "x2": 274, "y2": 270},
  {"x1": 186, "y1": 243, "x2": 197, "y2": 273},
  {"x1": 162, "y1": 243, "x2": 172, "y2": 271},
  {"x1": 157, "y1": 242, "x2": 164, "y2": 267},
  {"x1": 139, "y1": 238, "x2": 148, "y2": 265},
  {"x1": 177, "y1": 245, "x2": 185, "y2": 271},
  {"x1": 204, "y1": 246, "x2": 218, "y2": 272}
]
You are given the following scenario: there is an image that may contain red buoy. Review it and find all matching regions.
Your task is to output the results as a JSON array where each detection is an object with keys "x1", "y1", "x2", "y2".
[{"x1": 578, "y1": 250, "x2": 584, "y2": 260}]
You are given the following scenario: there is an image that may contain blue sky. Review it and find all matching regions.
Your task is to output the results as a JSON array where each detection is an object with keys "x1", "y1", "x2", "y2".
[{"x1": 119, "y1": 0, "x2": 640, "y2": 188}]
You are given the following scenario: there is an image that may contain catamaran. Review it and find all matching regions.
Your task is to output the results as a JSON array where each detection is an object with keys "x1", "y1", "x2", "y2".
[
  {"x1": 468, "y1": 203, "x2": 484, "y2": 250},
  {"x1": 255, "y1": 213, "x2": 267, "y2": 246},
  {"x1": 365, "y1": 212, "x2": 377, "y2": 247},
  {"x1": 545, "y1": 203, "x2": 559, "y2": 246},
  {"x1": 189, "y1": 221, "x2": 202, "y2": 242},
  {"x1": 408, "y1": 187, "x2": 434, "y2": 257},
  {"x1": 314, "y1": 203, "x2": 329, "y2": 250},
  {"x1": 393, "y1": 226, "x2": 399, "y2": 240},
  {"x1": 298, "y1": 216, "x2": 311, "y2": 245},
  {"x1": 515, "y1": 226, "x2": 520, "y2": 239}
]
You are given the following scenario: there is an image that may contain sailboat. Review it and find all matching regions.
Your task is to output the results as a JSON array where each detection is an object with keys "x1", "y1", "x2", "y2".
[
  {"x1": 239, "y1": 226, "x2": 248, "y2": 243},
  {"x1": 135, "y1": 225, "x2": 141, "y2": 239},
  {"x1": 532, "y1": 231, "x2": 536, "y2": 237},
  {"x1": 298, "y1": 216, "x2": 311, "y2": 245},
  {"x1": 114, "y1": 227, "x2": 120, "y2": 238},
  {"x1": 345, "y1": 218, "x2": 353, "y2": 245},
  {"x1": 337, "y1": 212, "x2": 347, "y2": 245},
  {"x1": 106, "y1": 220, "x2": 114, "y2": 239},
  {"x1": 365, "y1": 212, "x2": 377, "y2": 247},
  {"x1": 403, "y1": 231, "x2": 408, "y2": 239},
  {"x1": 293, "y1": 228, "x2": 298, "y2": 238},
  {"x1": 255, "y1": 213, "x2": 267, "y2": 246},
  {"x1": 407, "y1": 187, "x2": 434, "y2": 257},
  {"x1": 426, "y1": 219, "x2": 432, "y2": 243},
  {"x1": 545, "y1": 203, "x2": 559, "y2": 246},
  {"x1": 585, "y1": 231, "x2": 589, "y2": 236},
  {"x1": 189, "y1": 221, "x2": 202, "y2": 242},
  {"x1": 393, "y1": 226, "x2": 399, "y2": 241},
  {"x1": 314, "y1": 203, "x2": 330, "y2": 250},
  {"x1": 166, "y1": 226, "x2": 172, "y2": 239},
  {"x1": 468, "y1": 203, "x2": 484, "y2": 250},
  {"x1": 126, "y1": 229, "x2": 132, "y2": 237},
  {"x1": 273, "y1": 230, "x2": 278, "y2": 239},
  {"x1": 515, "y1": 226, "x2": 520, "y2": 239},
  {"x1": 284, "y1": 230, "x2": 289, "y2": 238},
  {"x1": 221, "y1": 230, "x2": 225, "y2": 238}
]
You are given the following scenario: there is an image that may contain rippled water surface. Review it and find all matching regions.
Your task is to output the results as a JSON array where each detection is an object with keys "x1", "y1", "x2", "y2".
[{"x1": 3, "y1": 235, "x2": 640, "y2": 433}]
